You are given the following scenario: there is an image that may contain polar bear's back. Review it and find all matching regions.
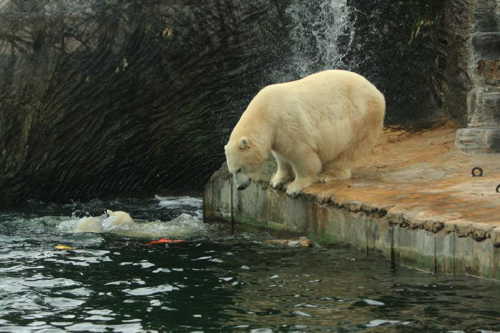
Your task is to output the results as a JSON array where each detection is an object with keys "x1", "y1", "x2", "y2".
[
  {"x1": 260, "y1": 70, "x2": 384, "y2": 119},
  {"x1": 249, "y1": 70, "x2": 385, "y2": 163}
]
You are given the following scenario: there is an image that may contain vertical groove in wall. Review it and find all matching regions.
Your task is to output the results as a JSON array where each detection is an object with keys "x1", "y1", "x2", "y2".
[
  {"x1": 230, "y1": 174, "x2": 234, "y2": 231},
  {"x1": 452, "y1": 233, "x2": 456, "y2": 275},
  {"x1": 493, "y1": 247, "x2": 498, "y2": 280},
  {"x1": 390, "y1": 226, "x2": 396, "y2": 271},
  {"x1": 434, "y1": 236, "x2": 438, "y2": 275},
  {"x1": 364, "y1": 219, "x2": 370, "y2": 256}
]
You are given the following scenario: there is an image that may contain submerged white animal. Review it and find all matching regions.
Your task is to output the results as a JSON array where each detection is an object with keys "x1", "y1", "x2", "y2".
[
  {"x1": 104, "y1": 210, "x2": 134, "y2": 226},
  {"x1": 59, "y1": 209, "x2": 208, "y2": 238},
  {"x1": 74, "y1": 216, "x2": 103, "y2": 233},
  {"x1": 74, "y1": 210, "x2": 135, "y2": 233}
]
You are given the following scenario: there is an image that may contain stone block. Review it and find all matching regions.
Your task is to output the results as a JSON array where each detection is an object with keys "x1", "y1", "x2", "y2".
[
  {"x1": 454, "y1": 236, "x2": 497, "y2": 278},
  {"x1": 455, "y1": 127, "x2": 500, "y2": 153},
  {"x1": 366, "y1": 218, "x2": 393, "y2": 259},
  {"x1": 480, "y1": 92, "x2": 500, "y2": 125},
  {"x1": 477, "y1": 60, "x2": 499, "y2": 86},
  {"x1": 393, "y1": 226, "x2": 436, "y2": 273},
  {"x1": 473, "y1": 32, "x2": 500, "y2": 59},
  {"x1": 203, "y1": 167, "x2": 233, "y2": 221},
  {"x1": 283, "y1": 195, "x2": 311, "y2": 233},
  {"x1": 469, "y1": 91, "x2": 500, "y2": 127},
  {"x1": 321, "y1": 208, "x2": 347, "y2": 245},
  {"x1": 435, "y1": 232, "x2": 456, "y2": 274},
  {"x1": 474, "y1": 0, "x2": 498, "y2": 32},
  {"x1": 497, "y1": 2, "x2": 500, "y2": 29}
]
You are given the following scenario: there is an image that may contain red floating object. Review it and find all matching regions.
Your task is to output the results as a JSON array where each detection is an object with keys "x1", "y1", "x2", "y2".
[{"x1": 149, "y1": 238, "x2": 186, "y2": 245}]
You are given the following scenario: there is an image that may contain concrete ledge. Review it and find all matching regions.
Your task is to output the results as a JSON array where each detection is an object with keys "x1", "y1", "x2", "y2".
[
  {"x1": 204, "y1": 126, "x2": 500, "y2": 280},
  {"x1": 204, "y1": 176, "x2": 499, "y2": 280}
]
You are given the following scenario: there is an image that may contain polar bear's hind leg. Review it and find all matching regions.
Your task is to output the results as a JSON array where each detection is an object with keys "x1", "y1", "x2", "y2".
[
  {"x1": 286, "y1": 148, "x2": 322, "y2": 197},
  {"x1": 319, "y1": 164, "x2": 352, "y2": 183},
  {"x1": 319, "y1": 149, "x2": 355, "y2": 183},
  {"x1": 320, "y1": 115, "x2": 381, "y2": 183}
]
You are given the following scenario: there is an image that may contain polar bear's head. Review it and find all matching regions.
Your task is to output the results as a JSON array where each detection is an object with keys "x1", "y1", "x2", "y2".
[
  {"x1": 106, "y1": 210, "x2": 134, "y2": 226},
  {"x1": 225, "y1": 136, "x2": 265, "y2": 190}
]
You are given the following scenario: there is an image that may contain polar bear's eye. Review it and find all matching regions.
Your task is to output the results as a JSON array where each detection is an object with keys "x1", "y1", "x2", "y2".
[{"x1": 237, "y1": 168, "x2": 242, "y2": 173}]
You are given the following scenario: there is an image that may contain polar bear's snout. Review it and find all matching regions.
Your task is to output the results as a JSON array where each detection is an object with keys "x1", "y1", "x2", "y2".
[
  {"x1": 237, "y1": 181, "x2": 250, "y2": 190},
  {"x1": 235, "y1": 174, "x2": 251, "y2": 190},
  {"x1": 225, "y1": 142, "x2": 259, "y2": 191}
]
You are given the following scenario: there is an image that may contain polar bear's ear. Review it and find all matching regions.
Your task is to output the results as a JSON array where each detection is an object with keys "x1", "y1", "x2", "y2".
[{"x1": 239, "y1": 137, "x2": 250, "y2": 150}]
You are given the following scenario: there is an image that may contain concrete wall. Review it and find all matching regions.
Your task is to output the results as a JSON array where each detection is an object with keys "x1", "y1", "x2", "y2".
[{"x1": 204, "y1": 163, "x2": 500, "y2": 281}]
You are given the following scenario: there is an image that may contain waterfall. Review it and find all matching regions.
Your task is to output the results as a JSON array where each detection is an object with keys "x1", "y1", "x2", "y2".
[{"x1": 276, "y1": 0, "x2": 356, "y2": 81}]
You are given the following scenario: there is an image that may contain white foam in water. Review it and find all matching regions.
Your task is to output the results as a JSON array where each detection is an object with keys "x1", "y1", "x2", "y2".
[
  {"x1": 363, "y1": 299, "x2": 385, "y2": 306},
  {"x1": 57, "y1": 219, "x2": 92, "y2": 233},
  {"x1": 155, "y1": 195, "x2": 203, "y2": 219},
  {"x1": 123, "y1": 284, "x2": 179, "y2": 296},
  {"x1": 155, "y1": 195, "x2": 202, "y2": 208},
  {"x1": 366, "y1": 320, "x2": 409, "y2": 327},
  {"x1": 113, "y1": 214, "x2": 207, "y2": 238},
  {"x1": 291, "y1": 311, "x2": 312, "y2": 317}
]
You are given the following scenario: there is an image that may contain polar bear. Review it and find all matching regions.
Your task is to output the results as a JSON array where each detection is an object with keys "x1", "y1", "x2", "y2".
[
  {"x1": 103, "y1": 210, "x2": 134, "y2": 227},
  {"x1": 73, "y1": 210, "x2": 134, "y2": 233},
  {"x1": 224, "y1": 70, "x2": 385, "y2": 197},
  {"x1": 74, "y1": 217, "x2": 103, "y2": 233}
]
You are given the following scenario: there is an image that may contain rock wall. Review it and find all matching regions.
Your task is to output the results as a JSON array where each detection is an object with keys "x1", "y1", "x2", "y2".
[
  {"x1": 343, "y1": 0, "x2": 447, "y2": 124},
  {"x1": 454, "y1": 0, "x2": 500, "y2": 153},
  {"x1": 0, "y1": 0, "x2": 291, "y2": 206}
]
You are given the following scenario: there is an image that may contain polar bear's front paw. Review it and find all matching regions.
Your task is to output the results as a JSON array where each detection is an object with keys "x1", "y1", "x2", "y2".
[
  {"x1": 285, "y1": 178, "x2": 313, "y2": 198},
  {"x1": 271, "y1": 173, "x2": 293, "y2": 190}
]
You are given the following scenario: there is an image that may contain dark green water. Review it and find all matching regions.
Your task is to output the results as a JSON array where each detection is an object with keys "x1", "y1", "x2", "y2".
[{"x1": 0, "y1": 197, "x2": 499, "y2": 332}]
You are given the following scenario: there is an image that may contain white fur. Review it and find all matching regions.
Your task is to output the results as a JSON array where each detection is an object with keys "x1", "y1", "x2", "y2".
[
  {"x1": 74, "y1": 217, "x2": 103, "y2": 233},
  {"x1": 225, "y1": 70, "x2": 386, "y2": 197},
  {"x1": 74, "y1": 210, "x2": 134, "y2": 233},
  {"x1": 105, "y1": 210, "x2": 134, "y2": 226}
]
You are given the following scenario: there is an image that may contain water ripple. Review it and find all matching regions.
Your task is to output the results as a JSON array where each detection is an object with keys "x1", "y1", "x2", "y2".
[
  {"x1": 123, "y1": 284, "x2": 179, "y2": 296},
  {"x1": 0, "y1": 197, "x2": 499, "y2": 331}
]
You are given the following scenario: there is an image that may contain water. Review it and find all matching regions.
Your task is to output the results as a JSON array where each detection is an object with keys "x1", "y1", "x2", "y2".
[
  {"x1": 1, "y1": 197, "x2": 499, "y2": 332},
  {"x1": 279, "y1": 0, "x2": 356, "y2": 81}
]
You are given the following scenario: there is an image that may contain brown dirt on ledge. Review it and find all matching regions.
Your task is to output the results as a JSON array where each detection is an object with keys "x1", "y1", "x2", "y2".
[{"x1": 305, "y1": 122, "x2": 500, "y2": 228}]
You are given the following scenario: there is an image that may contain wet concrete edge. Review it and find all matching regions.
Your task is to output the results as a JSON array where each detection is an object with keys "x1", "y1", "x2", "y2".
[{"x1": 204, "y1": 166, "x2": 500, "y2": 281}]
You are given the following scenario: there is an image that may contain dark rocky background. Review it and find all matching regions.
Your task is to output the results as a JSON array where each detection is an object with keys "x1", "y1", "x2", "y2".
[{"x1": 0, "y1": 0, "x2": 472, "y2": 207}]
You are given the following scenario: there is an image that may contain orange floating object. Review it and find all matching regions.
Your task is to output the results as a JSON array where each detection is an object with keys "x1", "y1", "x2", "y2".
[{"x1": 149, "y1": 238, "x2": 186, "y2": 245}]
